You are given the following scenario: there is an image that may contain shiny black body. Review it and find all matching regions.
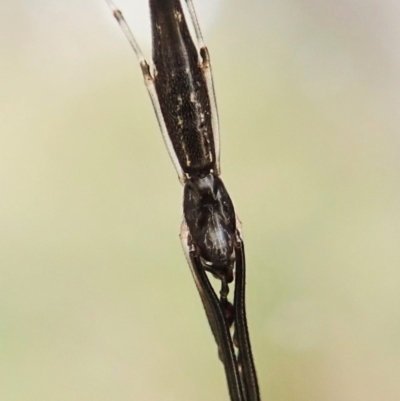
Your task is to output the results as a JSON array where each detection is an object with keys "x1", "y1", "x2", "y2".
[
  {"x1": 152, "y1": 2, "x2": 260, "y2": 398},
  {"x1": 150, "y1": 0, "x2": 216, "y2": 174},
  {"x1": 184, "y1": 174, "x2": 236, "y2": 271},
  {"x1": 108, "y1": 1, "x2": 260, "y2": 400}
]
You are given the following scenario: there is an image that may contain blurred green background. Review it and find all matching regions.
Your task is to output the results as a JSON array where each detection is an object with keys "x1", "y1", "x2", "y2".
[{"x1": 1, "y1": 0, "x2": 400, "y2": 400}]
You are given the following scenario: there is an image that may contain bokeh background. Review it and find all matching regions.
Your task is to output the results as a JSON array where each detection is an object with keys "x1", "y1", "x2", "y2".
[{"x1": 1, "y1": 0, "x2": 400, "y2": 400}]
